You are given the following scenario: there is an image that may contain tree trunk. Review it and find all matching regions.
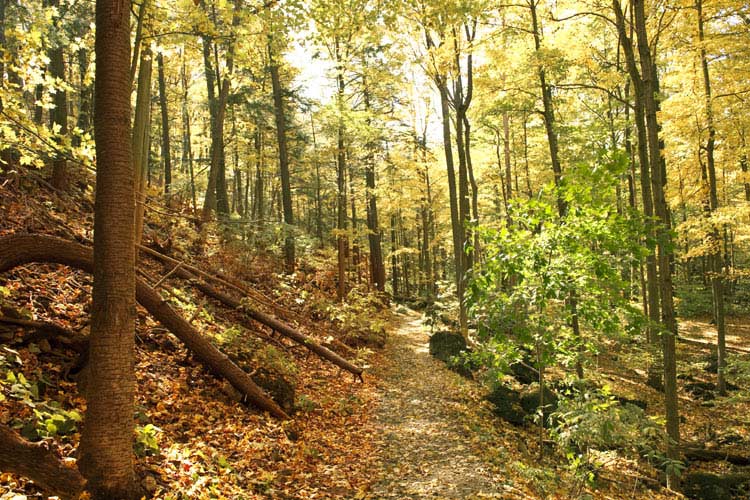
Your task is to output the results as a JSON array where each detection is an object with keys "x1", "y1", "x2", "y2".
[
  {"x1": 335, "y1": 39, "x2": 348, "y2": 301},
  {"x1": 268, "y1": 38, "x2": 295, "y2": 273},
  {"x1": 157, "y1": 52, "x2": 172, "y2": 202},
  {"x1": 79, "y1": 1, "x2": 138, "y2": 496},
  {"x1": 633, "y1": 0, "x2": 680, "y2": 486},
  {"x1": 132, "y1": 48, "x2": 152, "y2": 247},
  {"x1": 73, "y1": 46, "x2": 93, "y2": 148},
  {"x1": 48, "y1": 0, "x2": 68, "y2": 191},
  {"x1": 697, "y1": 0, "x2": 726, "y2": 396},
  {"x1": 180, "y1": 52, "x2": 197, "y2": 215},
  {"x1": 200, "y1": 30, "x2": 219, "y2": 217}
]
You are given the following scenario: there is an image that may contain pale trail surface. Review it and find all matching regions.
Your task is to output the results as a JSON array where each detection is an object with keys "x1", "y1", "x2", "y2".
[{"x1": 369, "y1": 309, "x2": 528, "y2": 499}]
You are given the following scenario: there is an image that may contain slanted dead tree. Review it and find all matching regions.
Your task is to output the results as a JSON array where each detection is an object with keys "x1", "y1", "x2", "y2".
[
  {"x1": 139, "y1": 244, "x2": 365, "y2": 378},
  {"x1": 0, "y1": 233, "x2": 289, "y2": 419}
]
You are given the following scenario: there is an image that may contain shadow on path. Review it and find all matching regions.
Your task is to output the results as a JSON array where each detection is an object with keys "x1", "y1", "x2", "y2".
[{"x1": 368, "y1": 309, "x2": 527, "y2": 499}]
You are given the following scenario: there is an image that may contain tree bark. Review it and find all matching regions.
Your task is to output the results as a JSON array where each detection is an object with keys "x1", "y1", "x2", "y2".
[
  {"x1": 157, "y1": 52, "x2": 172, "y2": 202},
  {"x1": 0, "y1": 426, "x2": 86, "y2": 499},
  {"x1": 132, "y1": 47, "x2": 152, "y2": 248},
  {"x1": 632, "y1": 0, "x2": 680, "y2": 486},
  {"x1": 696, "y1": 0, "x2": 726, "y2": 396},
  {"x1": 362, "y1": 76, "x2": 385, "y2": 292},
  {"x1": 335, "y1": 37, "x2": 348, "y2": 301},
  {"x1": 48, "y1": 0, "x2": 68, "y2": 191},
  {"x1": 79, "y1": 1, "x2": 138, "y2": 496},
  {"x1": 268, "y1": 38, "x2": 295, "y2": 272}
]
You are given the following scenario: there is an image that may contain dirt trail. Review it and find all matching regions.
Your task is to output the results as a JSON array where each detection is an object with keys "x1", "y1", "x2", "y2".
[{"x1": 368, "y1": 309, "x2": 528, "y2": 499}]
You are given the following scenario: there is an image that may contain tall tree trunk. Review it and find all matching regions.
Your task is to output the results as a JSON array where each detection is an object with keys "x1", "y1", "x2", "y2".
[
  {"x1": 180, "y1": 52, "x2": 197, "y2": 215},
  {"x1": 253, "y1": 123, "x2": 264, "y2": 223},
  {"x1": 310, "y1": 113, "x2": 324, "y2": 243},
  {"x1": 200, "y1": 30, "x2": 219, "y2": 217},
  {"x1": 617, "y1": 5, "x2": 661, "y2": 351},
  {"x1": 697, "y1": 0, "x2": 726, "y2": 396},
  {"x1": 362, "y1": 78, "x2": 385, "y2": 292},
  {"x1": 48, "y1": 0, "x2": 68, "y2": 190},
  {"x1": 78, "y1": 0, "x2": 137, "y2": 497},
  {"x1": 157, "y1": 52, "x2": 172, "y2": 202},
  {"x1": 632, "y1": 0, "x2": 680, "y2": 486},
  {"x1": 529, "y1": 0, "x2": 566, "y2": 216},
  {"x1": 132, "y1": 48, "x2": 152, "y2": 247},
  {"x1": 73, "y1": 46, "x2": 92, "y2": 148},
  {"x1": 740, "y1": 150, "x2": 750, "y2": 203},
  {"x1": 335, "y1": 37, "x2": 348, "y2": 301},
  {"x1": 268, "y1": 38, "x2": 295, "y2": 272},
  {"x1": 390, "y1": 211, "x2": 399, "y2": 297}
]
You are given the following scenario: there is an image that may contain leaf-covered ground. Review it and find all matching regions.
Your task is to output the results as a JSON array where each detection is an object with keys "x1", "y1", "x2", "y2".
[
  {"x1": 3, "y1": 178, "x2": 750, "y2": 499},
  {"x1": 366, "y1": 310, "x2": 533, "y2": 499}
]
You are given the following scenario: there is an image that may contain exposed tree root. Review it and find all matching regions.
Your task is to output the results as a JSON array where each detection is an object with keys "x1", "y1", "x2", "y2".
[
  {"x1": 0, "y1": 426, "x2": 86, "y2": 499},
  {"x1": 0, "y1": 233, "x2": 289, "y2": 419}
]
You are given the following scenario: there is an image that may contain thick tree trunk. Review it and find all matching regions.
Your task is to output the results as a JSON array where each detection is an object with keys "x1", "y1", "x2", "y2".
[
  {"x1": 0, "y1": 234, "x2": 290, "y2": 420},
  {"x1": 79, "y1": 1, "x2": 138, "y2": 496},
  {"x1": 0, "y1": 426, "x2": 86, "y2": 499},
  {"x1": 268, "y1": 39, "x2": 295, "y2": 272}
]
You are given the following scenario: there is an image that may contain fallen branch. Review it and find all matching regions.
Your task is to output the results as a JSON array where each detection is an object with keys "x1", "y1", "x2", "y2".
[
  {"x1": 0, "y1": 233, "x2": 288, "y2": 419},
  {"x1": 683, "y1": 445, "x2": 750, "y2": 466},
  {"x1": 678, "y1": 336, "x2": 750, "y2": 355},
  {"x1": 0, "y1": 316, "x2": 88, "y2": 353},
  {"x1": 172, "y1": 267, "x2": 364, "y2": 379},
  {"x1": 140, "y1": 243, "x2": 304, "y2": 324},
  {"x1": 0, "y1": 425, "x2": 86, "y2": 499}
]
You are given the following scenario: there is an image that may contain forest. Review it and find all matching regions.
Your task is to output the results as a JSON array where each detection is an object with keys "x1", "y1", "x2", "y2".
[{"x1": 1, "y1": 0, "x2": 750, "y2": 498}]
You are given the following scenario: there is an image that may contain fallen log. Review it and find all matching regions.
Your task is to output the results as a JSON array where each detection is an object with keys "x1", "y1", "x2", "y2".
[
  {"x1": 139, "y1": 243, "x2": 305, "y2": 325},
  {"x1": 0, "y1": 425, "x2": 86, "y2": 499},
  {"x1": 171, "y1": 267, "x2": 364, "y2": 379},
  {"x1": 678, "y1": 336, "x2": 750, "y2": 355},
  {"x1": 683, "y1": 445, "x2": 750, "y2": 466},
  {"x1": 0, "y1": 233, "x2": 288, "y2": 419},
  {"x1": 0, "y1": 316, "x2": 88, "y2": 353}
]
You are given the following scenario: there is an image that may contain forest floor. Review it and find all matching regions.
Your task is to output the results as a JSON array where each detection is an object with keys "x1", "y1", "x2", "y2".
[{"x1": 2, "y1": 177, "x2": 750, "y2": 499}]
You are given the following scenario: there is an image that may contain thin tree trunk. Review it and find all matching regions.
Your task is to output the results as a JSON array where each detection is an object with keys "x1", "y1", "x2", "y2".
[
  {"x1": 268, "y1": 38, "x2": 295, "y2": 272},
  {"x1": 180, "y1": 52, "x2": 197, "y2": 215},
  {"x1": 632, "y1": 0, "x2": 680, "y2": 485},
  {"x1": 335, "y1": 37, "x2": 348, "y2": 301},
  {"x1": 48, "y1": 0, "x2": 68, "y2": 190},
  {"x1": 133, "y1": 47, "x2": 152, "y2": 247},
  {"x1": 697, "y1": 0, "x2": 726, "y2": 396},
  {"x1": 157, "y1": 52, "x2": 172, "y2": 202}
]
